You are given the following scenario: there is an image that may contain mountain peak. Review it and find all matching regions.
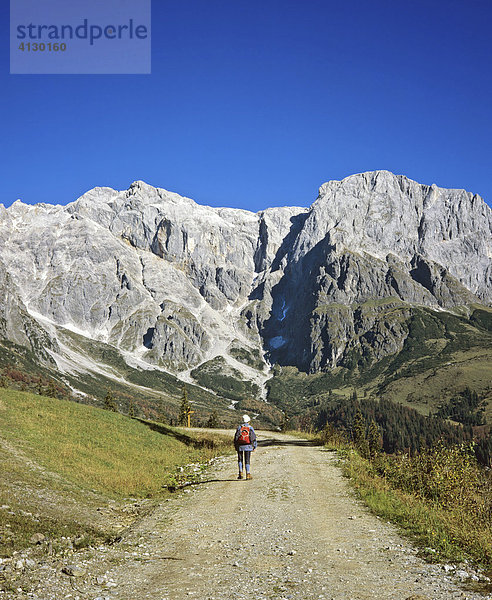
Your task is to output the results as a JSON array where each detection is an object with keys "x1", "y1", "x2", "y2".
[{"x1": 0, "y1": 171, "x2": 489, "y2": 380}]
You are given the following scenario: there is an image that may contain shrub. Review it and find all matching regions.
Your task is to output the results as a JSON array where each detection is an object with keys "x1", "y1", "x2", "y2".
[{"x1": 343, "y1": 444, "x2": 492, "y2": 566}]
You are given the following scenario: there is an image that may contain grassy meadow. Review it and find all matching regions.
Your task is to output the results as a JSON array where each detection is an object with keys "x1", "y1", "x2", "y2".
[
  {"x1": 0, "y1": 388, "x2": 232, "y2": 556},
  {"x1": 0, "y1": 388, "x2": 232, "y2": 497}
]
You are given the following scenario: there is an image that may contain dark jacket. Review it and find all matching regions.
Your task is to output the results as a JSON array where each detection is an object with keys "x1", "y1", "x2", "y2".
[{"x1": 234, "y1": 422, "x2": 257, "y2": 451}]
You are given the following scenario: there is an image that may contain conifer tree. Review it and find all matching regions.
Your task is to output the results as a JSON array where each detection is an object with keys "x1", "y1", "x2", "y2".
[
  {"x1": 368, "y1": 419, "x2": 381, "y2": 459},
  {"x1": 158, "y1": 404, "x2": 167, "y2": 425},
  {"x1": 206, "y1": 410, "x2": 219, "y2": 428},
  {"x1": 179, "y1": 385, "x2": 191, "y2": 426},
  {"x1": 353, "y1": 408, "x2": 369, "y2": 458},
  {"x1": 128, "y1": 398, "x2": 135, "y2": 418},
  {"x1": 104, "y1": 389, "x2": 118, "y2": 412},
  {"x1": 46, "y1": 380, "x2": 57, "y2": 398},
  {"x1": 353, "y1": 408, "x2": 365, "y2": 445}
]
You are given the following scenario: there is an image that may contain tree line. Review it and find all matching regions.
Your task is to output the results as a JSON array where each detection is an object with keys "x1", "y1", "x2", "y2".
[{"x1": 316, "y1": 391, "x2": 491, "y2": 467}]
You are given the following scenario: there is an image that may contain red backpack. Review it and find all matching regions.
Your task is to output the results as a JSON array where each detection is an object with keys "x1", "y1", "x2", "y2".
[{"x1": 237, "y1": 425, "x2": 251, "y2": 445}]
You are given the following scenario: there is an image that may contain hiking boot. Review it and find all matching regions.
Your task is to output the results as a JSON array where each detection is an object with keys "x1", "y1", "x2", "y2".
[
  {"x1": 237, "y1": 472, "x2": 244, "y2": 479},
  {"x1": 246, "y1": 473, "x2": 253, "y2": 480}
]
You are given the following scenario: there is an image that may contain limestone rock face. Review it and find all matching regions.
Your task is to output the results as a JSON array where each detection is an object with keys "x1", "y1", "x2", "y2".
[
  {"x1": 0, "y1": 259, "x2": 57, "y2": 364},
  {"x1": 253, "y1": 171, "x2": 490, "y2": 370},
  {"x1": 68, "y1": 181, "x2": 260, "y2": 310},
  {"x1": 0, "y1": 171, "x2": 490, "y2": 377}
]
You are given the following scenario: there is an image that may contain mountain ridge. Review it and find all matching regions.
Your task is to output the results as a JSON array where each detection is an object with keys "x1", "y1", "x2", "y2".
[{"x1": 0, "y1": 170, "x2": 490, "y2": 417}]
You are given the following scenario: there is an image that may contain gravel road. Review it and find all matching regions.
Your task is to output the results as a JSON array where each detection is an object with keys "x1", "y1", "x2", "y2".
[
  {"x1": 77, "y1": 431, "x2": 489, "y2": 600},
  {"x1": 8, "y1": 430, "x2": 490, "y2": 600}
]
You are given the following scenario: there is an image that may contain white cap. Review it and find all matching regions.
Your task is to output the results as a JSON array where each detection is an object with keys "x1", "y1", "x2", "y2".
[{"x1": 242, "y1": 414, "x2": 251, "y2": 422}]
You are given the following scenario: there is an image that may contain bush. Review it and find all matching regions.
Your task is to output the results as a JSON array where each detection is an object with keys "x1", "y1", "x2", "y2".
[
  {"x1": 343, "y1": 444, "x2": 492, "y2": 566},
  {"x1": 375, "y1": 442, "x2": 483, "y2": 509},
  {"x1": 318, "y1": 423, "x2": 348, "y2": 449}
]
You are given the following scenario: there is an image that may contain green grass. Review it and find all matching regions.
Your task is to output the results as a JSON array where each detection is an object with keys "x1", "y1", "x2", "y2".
[
  {"x1": 378, "y1": 347, "x2": 492, "y2": 420},
  {"x1": 0, "y1": 387, "x2": 233, "y2": 559},
  {"x1": 0, "y1": 388, "x2": 230, "y2": 498}
]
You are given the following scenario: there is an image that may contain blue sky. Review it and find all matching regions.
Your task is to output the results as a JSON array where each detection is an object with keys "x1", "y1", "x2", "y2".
[{"x1": 2, "y1": 0, "x2": 492, "y2": 211}]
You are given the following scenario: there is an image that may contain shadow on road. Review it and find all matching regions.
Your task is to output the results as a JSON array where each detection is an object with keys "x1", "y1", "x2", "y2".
[
  {"x1": 136, "y1": 419, "x2": 322, "y2": 449},
  {"x1": 168, "y1": 478, "x2": 238, "y2": 491},
  {"x1": 167, "y1": 437, "x2": 322, "y2": 491},
  {"x1": 258, "y1": 438, "x2": 322, "y2": 447}
]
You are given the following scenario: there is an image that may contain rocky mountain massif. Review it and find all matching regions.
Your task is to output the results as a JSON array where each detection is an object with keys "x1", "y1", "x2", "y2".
[{"x1": 0, "y1": 171, "x2": 491, "y2": 422}]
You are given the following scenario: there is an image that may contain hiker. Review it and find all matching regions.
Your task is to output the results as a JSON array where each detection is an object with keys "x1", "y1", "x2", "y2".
[{"x1": 234, "y1": 414, "x2": 257, "y2": 480}]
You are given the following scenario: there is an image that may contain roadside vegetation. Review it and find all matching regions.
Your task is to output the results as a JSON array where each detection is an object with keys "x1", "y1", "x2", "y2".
[{"x1": 319, "y1": 414, "x2": 492, "y2": 573}]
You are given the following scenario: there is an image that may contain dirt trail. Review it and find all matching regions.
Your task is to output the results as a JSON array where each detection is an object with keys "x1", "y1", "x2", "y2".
[
  {"x1": 66, "y1": 430, "x2": 486, "y2": 600},
  {"x1": 10, "y1": 431, "x2": 490, "y2": 600}
]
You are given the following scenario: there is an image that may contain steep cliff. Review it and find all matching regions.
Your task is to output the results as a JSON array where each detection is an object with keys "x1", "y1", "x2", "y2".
[{"x1": 0, "y1": 171, "x2": 490, "y2": 391}]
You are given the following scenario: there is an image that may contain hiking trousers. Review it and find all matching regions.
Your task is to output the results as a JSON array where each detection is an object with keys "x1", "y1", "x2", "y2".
[{"x1": 237, "y1": 450, "x2": 251, "y2": 474}]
